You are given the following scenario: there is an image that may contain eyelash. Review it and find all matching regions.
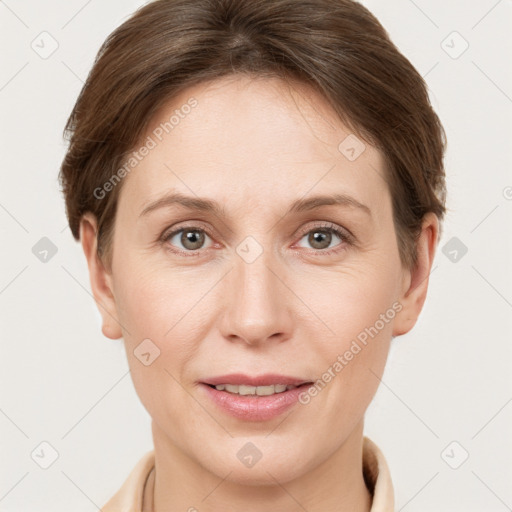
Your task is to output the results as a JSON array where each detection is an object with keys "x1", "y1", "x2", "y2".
[{"x1": 159, "y1": 221, "x2": 354, "y2": 258}]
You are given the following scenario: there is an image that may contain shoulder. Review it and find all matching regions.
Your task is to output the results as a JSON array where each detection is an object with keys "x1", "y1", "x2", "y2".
[
  {"x1": 363, "y1": 436, "x2": 395, "y2": 512},
  {"x1": 101, "y1": 450, "x2": 155, "y2": 512}
]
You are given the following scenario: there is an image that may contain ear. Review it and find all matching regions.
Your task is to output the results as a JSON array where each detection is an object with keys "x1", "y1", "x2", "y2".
[
  {"x1": 393, "y1": 212, "x2": 440, "y2": 337},
  {"x1": 79, "y1": 213, "x2": 123, "y2": 340}
]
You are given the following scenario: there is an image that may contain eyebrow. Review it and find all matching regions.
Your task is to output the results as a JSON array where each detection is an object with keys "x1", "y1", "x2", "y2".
[{"x1": 139, "y1": 191, "x2": 372, "y2": 219}]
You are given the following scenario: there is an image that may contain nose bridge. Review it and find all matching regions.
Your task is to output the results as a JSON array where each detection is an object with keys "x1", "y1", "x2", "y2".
[{"x1": 220, "y1": 237, "x2": 292, "y2": 344}]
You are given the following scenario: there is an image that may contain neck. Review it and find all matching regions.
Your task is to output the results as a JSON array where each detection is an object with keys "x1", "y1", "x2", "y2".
[{"x1": 149, "y1": 420, "x2": 372, "y2": 512}]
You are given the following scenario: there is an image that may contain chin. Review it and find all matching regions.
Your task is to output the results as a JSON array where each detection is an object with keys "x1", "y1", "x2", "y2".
[{"x1": 198, "y1": 441, "x2": 312, "y2": 486}]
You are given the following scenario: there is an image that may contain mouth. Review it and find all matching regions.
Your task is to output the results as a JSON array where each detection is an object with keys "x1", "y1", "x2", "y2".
[
  {"x1": 198, "y1": 374, "x2": 315, "y2": 421},
  {"x1": 199, "y1": 374, "x2": 313, "y2": 422},
  {"x1": 201, "y1": 373, "x2": 313, "y2": 394},
  {"x1": 203, "y1": 382, "x2": 313, "y2": 396}
]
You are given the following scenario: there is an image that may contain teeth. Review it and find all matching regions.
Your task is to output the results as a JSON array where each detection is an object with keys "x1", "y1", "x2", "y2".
[{"x1": 213, "y1": 384, "x2": 297, "y2": 395}]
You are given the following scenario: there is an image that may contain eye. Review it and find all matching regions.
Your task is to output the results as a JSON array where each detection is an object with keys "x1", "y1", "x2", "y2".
[
  {"x1": 161, "y1": 226, "x2": 214, "y2": 254},
  {"x1": 295, "y1": 222, "x2": 352, "y2": 254},
  {"x1": 160, "y1": 221, "x2": 353, "y2": 257}
]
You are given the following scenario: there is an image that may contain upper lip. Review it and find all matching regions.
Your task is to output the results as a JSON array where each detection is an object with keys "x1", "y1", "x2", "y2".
[{"x1": 201, "y1": 373, "x2": 313, "y2": 387}]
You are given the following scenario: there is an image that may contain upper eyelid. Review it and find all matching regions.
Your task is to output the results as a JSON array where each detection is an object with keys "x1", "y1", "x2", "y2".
[
  {"x1": 163, "y1": 222, "x2": 215, "y2": 240},
  {"x1": 163, "y1": 220, "x2": 348, "y2": 237},
  {"x1": 297, "y1": 221, "x2": 349, "y2": 236}
]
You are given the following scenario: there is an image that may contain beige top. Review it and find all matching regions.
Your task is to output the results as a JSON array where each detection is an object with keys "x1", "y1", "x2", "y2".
[{"x1": 102, "y1": 436, "x2": 394, "y2": 511}]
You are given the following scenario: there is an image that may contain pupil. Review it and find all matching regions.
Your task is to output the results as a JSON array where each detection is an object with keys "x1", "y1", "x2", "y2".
[
  {"x1": 183, "y1": 230, "x2": 204, "y2": 249},
  {"x1": 310, "y1": 230, "x2": 330, "y2": 249}
]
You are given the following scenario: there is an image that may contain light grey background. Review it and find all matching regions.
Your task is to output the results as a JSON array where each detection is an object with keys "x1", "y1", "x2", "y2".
[{"x1": 1, "y1": 1, "x2": 511, "y2": 510}]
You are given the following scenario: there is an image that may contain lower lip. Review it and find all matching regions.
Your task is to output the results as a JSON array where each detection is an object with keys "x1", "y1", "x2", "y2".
[{"x1": 199, "y1": 383, "x2": 311, "y2": 422}]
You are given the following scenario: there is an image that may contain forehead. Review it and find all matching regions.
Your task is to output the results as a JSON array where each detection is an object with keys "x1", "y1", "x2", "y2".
[{"x1": 118, "y1": 75, "x2": 390, "y2": 218}]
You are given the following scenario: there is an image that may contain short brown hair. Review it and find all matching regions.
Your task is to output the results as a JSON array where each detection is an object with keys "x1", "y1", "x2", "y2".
[{"x1": 59, "y1": 0, "x2": 447, "y2": 272}]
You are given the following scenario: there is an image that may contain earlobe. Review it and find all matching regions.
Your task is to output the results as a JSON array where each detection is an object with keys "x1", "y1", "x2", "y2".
[
  {"x1": 79, "y1": 213, "x2": 123, "y2": 340},
  {"x1": 392, "y1": 213, "x2": 439, "y2": 337}
]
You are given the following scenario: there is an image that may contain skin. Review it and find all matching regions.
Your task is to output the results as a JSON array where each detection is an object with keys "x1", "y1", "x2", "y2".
[{"x1": 80, "y1": 74, "x2": 439, "y2": 512}]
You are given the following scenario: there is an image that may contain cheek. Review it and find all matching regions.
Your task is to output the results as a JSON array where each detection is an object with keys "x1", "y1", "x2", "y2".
[
  {"x1": 114, "y1": 268, "x2": 199, "y2": 422},
  {"x1": 301, "y1": 264, "x2": 398, "y2": 412},
  {"x1": 113, "y1": 259, "x2": 189, "y2": 341},
  {"x1": 112, "y1": 261, "x2": 214, "y2": 383},
  {"x1": 305, "y1": 261, "x2": 400, "y2": 343}
]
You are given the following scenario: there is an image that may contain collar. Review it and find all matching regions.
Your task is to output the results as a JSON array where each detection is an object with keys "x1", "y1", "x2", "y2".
[{"x1": 102, "y1": 435, "x2": 394, "y2": 511}]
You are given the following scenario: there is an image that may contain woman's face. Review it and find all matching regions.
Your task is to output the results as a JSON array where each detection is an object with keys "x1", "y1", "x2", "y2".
[{"x1": 86, "y1": 75, "x2": 427, "y2": 484}]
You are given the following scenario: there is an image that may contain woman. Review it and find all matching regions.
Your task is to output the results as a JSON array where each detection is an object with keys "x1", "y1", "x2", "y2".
[{"x1": 59, "y1": 0, "x2": 447, "y2": 510}]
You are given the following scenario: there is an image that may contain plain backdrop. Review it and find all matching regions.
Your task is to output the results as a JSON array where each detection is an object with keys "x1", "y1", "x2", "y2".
[{"x1": 1, "y1": 1, "x2": 511, "y2": 510}]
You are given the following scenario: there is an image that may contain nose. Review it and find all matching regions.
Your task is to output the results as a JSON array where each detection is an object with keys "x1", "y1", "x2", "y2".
[{"x1": 219, "y1": 245, "x2": 294, "y2": 346}]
